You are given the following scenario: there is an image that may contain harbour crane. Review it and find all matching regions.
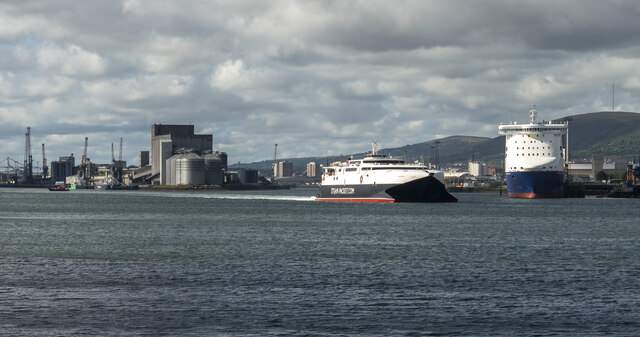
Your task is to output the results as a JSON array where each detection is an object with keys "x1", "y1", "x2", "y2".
[
  {"x1": 79, "y1": 137, "x2": 88, "y2": 179},
  {"x1": 110, "y1": 142, "x2": 116, "y2": 177},
  {"x1": 117, "y1": 137, "x2": 123, "y2": 182}
]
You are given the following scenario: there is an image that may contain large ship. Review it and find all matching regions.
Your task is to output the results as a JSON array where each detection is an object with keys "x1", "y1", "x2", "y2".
[
  {"x1": 498, "y1": 106, "x2": 568, "y2": 198},
  {"x1": 316, "y1": 143, "x2": 457, "y2": 203}
]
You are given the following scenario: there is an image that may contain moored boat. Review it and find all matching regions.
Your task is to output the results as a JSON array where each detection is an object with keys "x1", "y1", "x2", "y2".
[{"x1": 498, "y1": 106, "x2": 568, "y2": 198}]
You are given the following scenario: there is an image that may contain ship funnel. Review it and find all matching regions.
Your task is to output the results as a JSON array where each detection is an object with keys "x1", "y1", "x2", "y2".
[{"x1": 529, "y1": 105, "x2": 537, "y2": 124}]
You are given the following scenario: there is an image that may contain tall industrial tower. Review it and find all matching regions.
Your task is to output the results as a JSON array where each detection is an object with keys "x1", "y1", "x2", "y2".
[
  {"x1": 41, "y1": 143, "x2": 47, "y2": 180},
  {"x1": 23, "y1": 127, "x2": 33, "y2": 184},
  {"x1": 273, "y1": 143, "x2": 278, "y2": 178}
]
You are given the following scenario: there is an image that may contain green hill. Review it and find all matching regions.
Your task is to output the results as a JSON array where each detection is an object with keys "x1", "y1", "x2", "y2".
[
  {"x1": 232, "y1": 111, "x2": 640, "y2": 174},
  {"x1": 557, "y1": 111, "x2": 640, "y2": 160}
]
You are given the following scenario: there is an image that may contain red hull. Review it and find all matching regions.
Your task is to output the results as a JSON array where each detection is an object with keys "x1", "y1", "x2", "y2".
[
  {"x1": 315, "y1": 197, "x2": 395, "y2": 203},
  {"x1": 508, "y1": 192, "x2": 563, "y2": 198}
]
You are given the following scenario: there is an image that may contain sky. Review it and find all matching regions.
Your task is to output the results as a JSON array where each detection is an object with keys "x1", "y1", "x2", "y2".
[{"x1": 2, "y1": 0, "x2": 640, "y2": 168}]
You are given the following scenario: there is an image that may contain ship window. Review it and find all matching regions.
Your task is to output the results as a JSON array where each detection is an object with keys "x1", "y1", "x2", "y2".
[{"x1": 346, "y1": 168, "x2": 357, "y2": 172}]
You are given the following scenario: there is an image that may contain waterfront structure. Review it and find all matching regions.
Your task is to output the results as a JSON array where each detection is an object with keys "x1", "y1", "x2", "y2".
[
  {"x1": 468, "y1": 161, "x2": 488, "y2": 176},
  {"x1": 50, "y1": 155, "x2": 75, "y2": 182},
  {"x1": 273, "y1": 161, "x2": 293, "y2": 178},
  {"x1": 306, "y1": 162, "x2": 321, "y2": 178},
  {"x1": 151, "y1": 124, "x2": 213, "y2": 185},
  {"x1": 237, "y1": 169, "x2": 259, "y2": 184},
  {"x1": 139, "y1": 151, "x2": 149, "y2": 167},
  {"x1": 498, "y1": 106, "x2": 567, "y2": 198}
]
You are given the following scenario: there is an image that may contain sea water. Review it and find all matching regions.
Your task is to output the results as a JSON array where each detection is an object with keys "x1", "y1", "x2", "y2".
[{"x1": 0, "y1": 188, "x2": 639, "y2": 336}]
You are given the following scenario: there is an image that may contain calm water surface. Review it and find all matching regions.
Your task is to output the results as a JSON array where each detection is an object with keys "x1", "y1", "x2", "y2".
[{"x1": 1, "y1": 188, "x2": 639, "y2": 336}]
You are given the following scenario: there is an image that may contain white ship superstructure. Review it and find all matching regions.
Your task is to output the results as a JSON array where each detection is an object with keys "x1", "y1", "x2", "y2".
[
  {"x1": 317, "y1": 143, "x2": 457, "y2": 202},
  {"x1": 498, "y1": 106, "x2": 567, "y2": 198}
]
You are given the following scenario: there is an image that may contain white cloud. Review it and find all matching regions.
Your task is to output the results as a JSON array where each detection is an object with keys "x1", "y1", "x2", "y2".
[
  {"x1": 83, "y1": 75, "x2": 193, "y2": 102},
  {"x1": 2, "y1": 0, "x2": 640, "y2": 164},
  {"x1": 37, "y1": 43, "x2": 106, "y2": 75}
]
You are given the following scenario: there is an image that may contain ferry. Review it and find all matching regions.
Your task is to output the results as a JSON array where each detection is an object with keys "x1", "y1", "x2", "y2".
[
  {"x1": 316, "y1": 143, "x2": 457, "y2": 203},
  {"x1": 498, "y1": 106, "x2": 567, "y2": 198}
]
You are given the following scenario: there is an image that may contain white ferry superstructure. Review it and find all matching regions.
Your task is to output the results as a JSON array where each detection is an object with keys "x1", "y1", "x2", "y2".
[
  {"x1": 316, "y1": 144, "x2": 457, "y2": 203},
  {"x1": 498, "y1": 106, "x2": 568, "y2": 198}
]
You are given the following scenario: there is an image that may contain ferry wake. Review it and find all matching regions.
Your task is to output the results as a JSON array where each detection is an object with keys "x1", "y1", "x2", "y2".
[{"x1": 316, "y1": 143, "x2": 457, "y2": 203}]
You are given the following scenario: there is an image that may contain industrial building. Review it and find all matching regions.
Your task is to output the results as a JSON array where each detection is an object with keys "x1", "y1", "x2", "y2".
[
  {"x1": 49, "y1": 155, "x2": 75, "y2": 183},
  {"x1": 273, "y1": 161, "x2": 293, "y2": 178},
  {"x1": 139, "y1": 151, "x2": 149, "y2": 167},
  {"x1": 306, "y1": 162, "x2": 321, "y2": 178},
  {"x1": 149, "y1": 124, "x2": 227, "y2": 185},
  {"x1": 468, "y1": 161, "x2": 489, "y2": 177},
  {"x1": 568, "y1": 154, "x2": 630, "y2": 180}
]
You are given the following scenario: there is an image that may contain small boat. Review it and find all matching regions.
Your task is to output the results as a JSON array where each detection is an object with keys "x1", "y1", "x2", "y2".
[{"x1": 49, "y1": 185, "x2": 69, "y2": 191}]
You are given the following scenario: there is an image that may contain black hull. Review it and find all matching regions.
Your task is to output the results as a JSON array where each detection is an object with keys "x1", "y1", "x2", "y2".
[{"x1": 317, "y1": 176, "x2": 457, "y2": 202}]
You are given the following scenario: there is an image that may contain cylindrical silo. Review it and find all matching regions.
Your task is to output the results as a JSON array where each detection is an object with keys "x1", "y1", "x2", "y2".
[
  {"x1": 176, "y1": 153, "x2": 205, "y2": 185},
  {"x1": 238, "y1": 169, "x2": 258, "y2": 184},
  {"x1": 204, "y1": 154, "x2": 223, "y2": 185}
]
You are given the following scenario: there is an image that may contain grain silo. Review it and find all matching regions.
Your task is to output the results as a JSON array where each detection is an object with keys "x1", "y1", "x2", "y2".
[
  {"x1": 174, "y1": 153, "x2": 205, "y2": 185},
  {"x1": 203, "y1": 153, "x2": 224, "y2": 185}
]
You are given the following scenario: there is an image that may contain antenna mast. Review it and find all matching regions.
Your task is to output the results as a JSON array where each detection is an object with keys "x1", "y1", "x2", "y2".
[{"x1": 529, "y1": 105, "x2": 537, "y2": 124}]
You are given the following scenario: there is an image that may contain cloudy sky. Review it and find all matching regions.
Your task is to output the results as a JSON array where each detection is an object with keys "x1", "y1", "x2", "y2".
[{"x1": 2, "y1": 0, "x2": 640, "y2": 167}]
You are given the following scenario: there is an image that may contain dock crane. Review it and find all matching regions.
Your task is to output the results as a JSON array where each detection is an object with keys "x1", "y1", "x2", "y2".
[
  {"x1": 79, "y1": 136, "x2": 88, "y2": 179},
  {"x1": 117, "y1": 137, "x2": 123, "y2": 182},
  {"x1": 110, "y1": 142, "x2": 116, "y2": 178},
  {"x1": 41, "y1": 143, "x2": 48, "y2": 180}
]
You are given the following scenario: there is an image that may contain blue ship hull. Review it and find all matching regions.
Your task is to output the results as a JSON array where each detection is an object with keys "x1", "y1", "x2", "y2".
[{"x1": 506, "y1": 171, "x2": 564, "y2": 198}]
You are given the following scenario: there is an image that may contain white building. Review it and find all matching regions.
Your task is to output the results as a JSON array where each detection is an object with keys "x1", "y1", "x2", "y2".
[{"x1": 468, "y1": 161, "x2": 488, "y2": 176}]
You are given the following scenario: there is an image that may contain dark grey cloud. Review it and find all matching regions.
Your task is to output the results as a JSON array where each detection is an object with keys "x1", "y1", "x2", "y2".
[{"x1": 1, "y1": 0, "x2": 640, "y2": 165}]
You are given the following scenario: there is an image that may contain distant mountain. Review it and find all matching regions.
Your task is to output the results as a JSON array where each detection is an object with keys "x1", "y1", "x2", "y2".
[
  {"x1": 231, "y1": 111, "x2": 640, "y2": 174},
  {"x1": 555, "y1": 111, "x2": 640, "y2": 161}
]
